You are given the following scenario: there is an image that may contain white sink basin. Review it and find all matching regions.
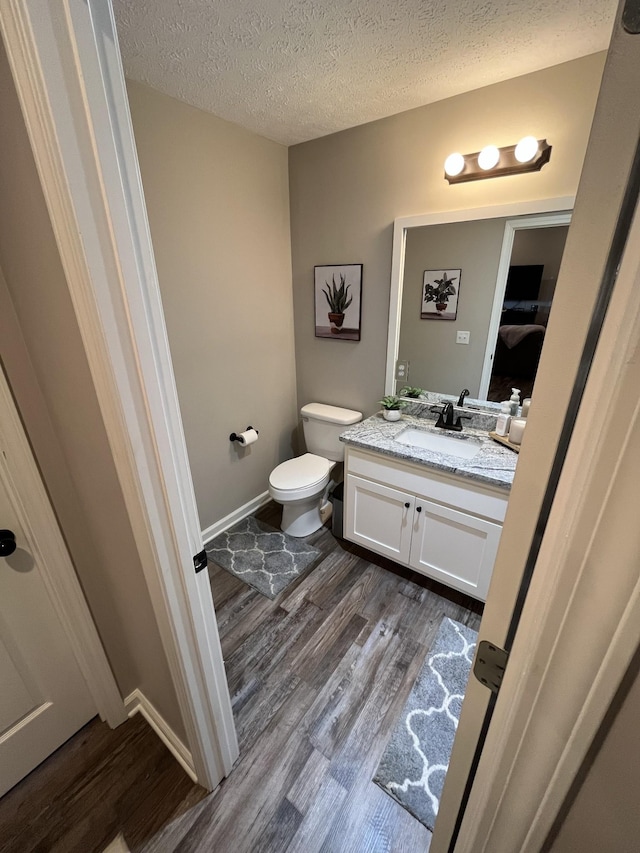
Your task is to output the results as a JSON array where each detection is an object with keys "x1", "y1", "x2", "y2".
[{"x1": 395, "y1": 427, "x2": 482, "y2": 460}]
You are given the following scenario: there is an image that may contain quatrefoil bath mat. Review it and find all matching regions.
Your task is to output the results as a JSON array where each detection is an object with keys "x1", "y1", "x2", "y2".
[
  {"x1": 374, "y1": 616, "x2": 477, "y2": 832},
  {"x1": 205, "y1": 516, "x2": 321, "y2": 600}
]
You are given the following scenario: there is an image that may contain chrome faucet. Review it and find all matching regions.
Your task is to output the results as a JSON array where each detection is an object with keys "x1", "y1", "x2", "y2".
[
  {"x1": 433, "y1": 401, "x2": 472, "y2": 432},
  {"x1": 457, "y1": 388, "x2": 470, "y2": 407}
]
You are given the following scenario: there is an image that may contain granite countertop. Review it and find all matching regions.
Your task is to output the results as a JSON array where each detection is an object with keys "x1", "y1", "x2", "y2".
[{"x1": 340, "y1": 413, "x2": 517, "y2": 491}]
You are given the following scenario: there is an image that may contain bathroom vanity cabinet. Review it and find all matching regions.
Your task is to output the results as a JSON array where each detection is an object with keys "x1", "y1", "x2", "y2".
[{"x1": 344, "y1": 447, "x2": 508, "y2": 601}]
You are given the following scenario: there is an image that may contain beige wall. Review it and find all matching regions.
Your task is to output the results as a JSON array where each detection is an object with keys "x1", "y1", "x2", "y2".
[
  {"x1": 289, "y1": 52, "x2": 606, "y2": 416},
  {"x1": 127, "y1": 82, "x2": 297, "y2": 532},
  {"x1": 0, "y1": 42, "x2": 184, "y2": 740},
  {"x1": 510, "y1": 225, "x2": 569, "y2": 278}
]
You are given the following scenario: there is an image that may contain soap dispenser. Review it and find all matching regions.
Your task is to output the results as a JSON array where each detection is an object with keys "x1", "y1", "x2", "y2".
[
  {"x1": 495, "y1": 402, "x2": 512, "y2": 436},
  {"x1": 509, "y1": 388, "x2": 521, "y2": 415}
]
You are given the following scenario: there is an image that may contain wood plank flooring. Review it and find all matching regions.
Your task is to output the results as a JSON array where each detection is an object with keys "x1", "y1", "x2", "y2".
[{"x1": 0, "y1": 503, "x2": 482, "y2": 852}]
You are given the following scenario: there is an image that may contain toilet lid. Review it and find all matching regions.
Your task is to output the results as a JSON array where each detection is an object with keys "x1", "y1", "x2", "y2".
[{"x1": 269, "y1": 453, "x2": 332, "y2": 491}]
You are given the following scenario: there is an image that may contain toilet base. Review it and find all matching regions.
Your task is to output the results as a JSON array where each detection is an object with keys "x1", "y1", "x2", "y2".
[{"x1": 281, "y1": 498, "x2": 328, "y2": 538}]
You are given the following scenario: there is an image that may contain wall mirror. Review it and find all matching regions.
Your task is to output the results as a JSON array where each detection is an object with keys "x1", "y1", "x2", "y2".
[{"x1": 385, "y1": 198, "x2": 574, "y2": 404}]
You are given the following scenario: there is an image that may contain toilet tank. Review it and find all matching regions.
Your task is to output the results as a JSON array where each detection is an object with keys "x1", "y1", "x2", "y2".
[{"x1": 301, "y1": 403, "x2": 362, "y2": 462}]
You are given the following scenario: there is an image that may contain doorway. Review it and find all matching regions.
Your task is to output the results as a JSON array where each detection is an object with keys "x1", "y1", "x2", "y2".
[
  {"x1": 2, "y1": 6, "x2": 629, "y2": 852},
  {"x1": 479, "y1": 212, "x2": 572, "y2": 401}
]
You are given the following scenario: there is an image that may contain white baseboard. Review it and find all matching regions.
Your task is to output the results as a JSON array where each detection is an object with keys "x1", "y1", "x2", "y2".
[
  {"x1": 201, "y1": 490, "x2": 271, "y2": 545},
  {"x1": 124, "y1": 689, "x2": 197, "y2": 782}
]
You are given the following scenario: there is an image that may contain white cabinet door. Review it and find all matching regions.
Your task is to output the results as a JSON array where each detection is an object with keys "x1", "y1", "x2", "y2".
[
  {"x1": 409, "y1": 498, "x2": 502, "y2": 600},
  {"x1": 345, "y1": 474, "x2": 414, "y2": 563}
]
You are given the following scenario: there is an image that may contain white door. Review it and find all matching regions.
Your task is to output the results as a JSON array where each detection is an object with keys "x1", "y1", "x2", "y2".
[{"x1": 0, "y1": 378, "x2": 97, "y2": 797}]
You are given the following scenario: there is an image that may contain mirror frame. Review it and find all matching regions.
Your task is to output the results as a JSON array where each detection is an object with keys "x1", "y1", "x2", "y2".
[{"x1": 385, "y1": 197, "x2": 575, "y2": 398}]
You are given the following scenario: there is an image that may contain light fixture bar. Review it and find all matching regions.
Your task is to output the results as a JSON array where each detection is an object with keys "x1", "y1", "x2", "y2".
[{"x1": 444, "y1": 139, "x2": 552, "y2": 184}]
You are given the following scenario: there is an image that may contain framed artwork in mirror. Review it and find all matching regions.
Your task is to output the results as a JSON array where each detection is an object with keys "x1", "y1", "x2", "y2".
[
  {"x1": 314, "y1": 263, "x2": 362, "y2": 340},
  {"x1": 421, "y1": 269, "x2": 461, "y2": 320}
]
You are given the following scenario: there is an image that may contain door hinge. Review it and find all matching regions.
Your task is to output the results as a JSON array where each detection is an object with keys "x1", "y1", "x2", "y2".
[
  {"x1": 193, "y1": 549, "x2": 208, "y2": 574},
  {"x1": 473, "y1": 640, "x2": 509, "y2": 695}
]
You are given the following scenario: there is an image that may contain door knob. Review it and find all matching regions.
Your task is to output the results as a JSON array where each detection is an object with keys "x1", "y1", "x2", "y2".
[
  {"x1": 416, "y1": 506, "x2": 422, "y2": 513},
  {"x1": 404, "y1": 502, "x2": 410, "y2": 508},
  {"x1": 0, "y1": 529, "x2": 17, "y2": 557}
]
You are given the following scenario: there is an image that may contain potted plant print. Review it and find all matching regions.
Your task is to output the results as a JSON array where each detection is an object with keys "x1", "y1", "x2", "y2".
[
  {"x1": 424, "y1": 271, "x2": 457, "y2": 312},
  {"x1": 322, "y1": 273, "x2": 353, "y2": 333}
]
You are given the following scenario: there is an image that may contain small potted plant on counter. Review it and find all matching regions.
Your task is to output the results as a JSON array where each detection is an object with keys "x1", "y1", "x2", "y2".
[
  {"x1": 379, "y1": 395, "x2": 407, "y2": 421},
  {"x1": 322, "y1": 273, "x2": 353, "y2": 334},
  {"x1": 399, "y1": 386, "x2": 425, "y2": 399}
]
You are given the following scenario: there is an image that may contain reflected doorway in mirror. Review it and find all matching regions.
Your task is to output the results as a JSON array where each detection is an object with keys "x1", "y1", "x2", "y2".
[{"x1": 421, "y1": 269, "x2": 461, "y2": 320}]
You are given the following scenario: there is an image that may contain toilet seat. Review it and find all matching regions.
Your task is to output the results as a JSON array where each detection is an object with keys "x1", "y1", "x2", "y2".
[{"x1": 268, "y1": 453, "x2": 333, "y2": 502}]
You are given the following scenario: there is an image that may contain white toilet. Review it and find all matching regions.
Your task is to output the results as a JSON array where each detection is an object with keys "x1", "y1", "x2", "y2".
[{"x1": 269, "y1": 403, "x2": 362, "y2": 537}]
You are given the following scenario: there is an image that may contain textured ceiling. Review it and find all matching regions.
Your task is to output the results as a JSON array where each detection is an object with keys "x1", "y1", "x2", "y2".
[{"x1": 113, "y1": 0, "x2": 616, "y2": 146}]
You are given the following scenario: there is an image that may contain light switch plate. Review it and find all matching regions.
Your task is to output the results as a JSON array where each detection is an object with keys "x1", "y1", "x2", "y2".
[
  {"x1": 395, "y1": 359, "x2": 409, "y2": 381},
  {"x1": 456, "y1": 331, "x2": 470, "y2": 345}
]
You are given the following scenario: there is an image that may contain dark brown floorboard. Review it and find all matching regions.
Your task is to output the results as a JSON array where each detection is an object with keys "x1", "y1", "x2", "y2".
[{"x1": 0, "y1": 502, "x2": 482, "y2": 852}]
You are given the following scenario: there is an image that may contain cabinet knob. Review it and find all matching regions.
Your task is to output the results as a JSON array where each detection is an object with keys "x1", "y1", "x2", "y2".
[
  {"x1": 416, "y1": 506, "x2": 422, "y2": 513},
  {"x1": 404, "y1": 502, "x2": 410, "y2": 509}
]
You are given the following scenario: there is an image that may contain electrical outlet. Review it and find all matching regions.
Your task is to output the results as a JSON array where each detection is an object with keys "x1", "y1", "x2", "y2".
[
  {"x1": 395, "y1": 359, "x2": 409, "y2": 381},
  {"x1": 456, "y1": 331, "x2": 470, "y2": 345}
]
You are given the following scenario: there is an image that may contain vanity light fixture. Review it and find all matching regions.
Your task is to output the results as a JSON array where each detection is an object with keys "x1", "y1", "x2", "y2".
[{"x1": 444, "y1": 137, "x2": 552, "y2": 184}]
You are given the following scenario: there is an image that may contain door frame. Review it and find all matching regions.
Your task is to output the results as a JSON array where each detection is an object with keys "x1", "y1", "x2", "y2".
[
  {"x1": 0, "y1": 0, "x2": 237, "y2": 790},
  {"x1": 2, "y1": 1, "x2": 638, "y2": 848},
  {"x1": 477, "y1": 211, "x2": 572, "y2": 399},
  {"x1": 453, "y1": 176, "x2": 640, "y2": 853},
  {"x1": 0, "y1": 362, "x2": 126, "y2": 729}
]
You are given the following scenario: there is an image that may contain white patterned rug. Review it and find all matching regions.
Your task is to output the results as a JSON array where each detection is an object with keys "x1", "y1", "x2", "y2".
[
  {"x1": 374, "y1": 617, "x2": 477, "y2": 832},
  {"x1": 205, "y1": 516, "x2": 321, "y2": 599}
]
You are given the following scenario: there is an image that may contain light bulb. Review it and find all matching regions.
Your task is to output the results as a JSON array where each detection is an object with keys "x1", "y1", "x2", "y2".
[
  {"x1": 478, "y1": 145, "x2": 500, "y2": 170},
  {"x1": 444, "y1": 152, "x2": 465, "y2": 177},
  {"x1": 515, "y1": 136, "x2": 539, "y2": 163}
]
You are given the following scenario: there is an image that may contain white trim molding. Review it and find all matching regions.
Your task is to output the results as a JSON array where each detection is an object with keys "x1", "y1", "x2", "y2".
[
  {"x1": 125, "y1": 690, "x2": 197, "y2": 783},
  {"x1": 0, "y1": 0, "x2": 238, "y2": 789},
  {"x1": 201, "y1": 491, "x2": 271, "y2": 546}
]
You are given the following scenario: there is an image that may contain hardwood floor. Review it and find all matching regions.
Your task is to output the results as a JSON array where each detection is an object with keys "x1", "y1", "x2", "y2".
[{"x1": 0, "y1": 503, "x2": 482, "y2": 852}]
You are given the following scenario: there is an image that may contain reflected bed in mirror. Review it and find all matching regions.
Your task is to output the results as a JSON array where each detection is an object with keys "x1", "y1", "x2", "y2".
[{"x1": 385, "y1": 200, "x2": 573, "y2": 403}]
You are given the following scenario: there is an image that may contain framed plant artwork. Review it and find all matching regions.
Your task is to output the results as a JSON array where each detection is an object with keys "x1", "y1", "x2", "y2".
[
  {"x1": 421, "y1": 269, "x2": 461, "y2": 320},
  {"x1": 314, "y1": 264, "x2": 362, "y2": 340}
]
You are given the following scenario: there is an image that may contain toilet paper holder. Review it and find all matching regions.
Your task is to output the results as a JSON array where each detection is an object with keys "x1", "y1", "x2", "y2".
[{"x1": 230, "y1": 426, "x2": 259, "y2": 442}]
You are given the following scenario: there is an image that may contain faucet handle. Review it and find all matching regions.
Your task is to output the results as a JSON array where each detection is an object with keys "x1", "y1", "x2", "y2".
[{"x1": 455, "y1": 414, "x2": 472, "y2": 428}]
